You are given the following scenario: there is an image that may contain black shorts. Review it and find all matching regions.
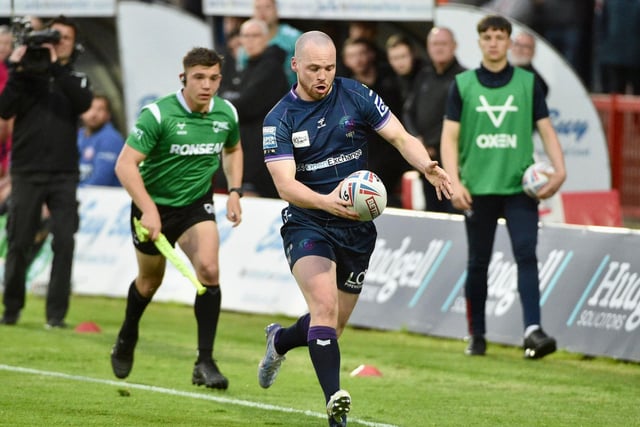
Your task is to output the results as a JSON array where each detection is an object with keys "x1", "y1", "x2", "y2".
[
  {"x1": 280, "y1": 207, "x2": 377, "y2": 294},
  {"x1": 130, "y1": 189, "x2": 216, "y2": 255}
]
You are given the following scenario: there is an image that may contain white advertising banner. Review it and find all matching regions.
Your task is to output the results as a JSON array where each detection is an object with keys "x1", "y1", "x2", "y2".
[
  {"x1": 0, "y1": 0, "x2": 116, "y2": 16},
  {"x1": 117, "y1": 1, "x2": 213, "y2": 131},
  {"x1": 69, "y1": 187, "x2": 306, "y2": 317},
  {"x1": 435, "y1": 4, "x2": 611, "y2": 192},
  {"x1": 203, "y1": 0, "x2": 434, "y2": 21}
]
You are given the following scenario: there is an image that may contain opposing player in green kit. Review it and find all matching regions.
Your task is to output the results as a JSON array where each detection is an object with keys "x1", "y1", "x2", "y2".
[{"x1": 110, "y1": 47, "x2": 244, "y2": 389}]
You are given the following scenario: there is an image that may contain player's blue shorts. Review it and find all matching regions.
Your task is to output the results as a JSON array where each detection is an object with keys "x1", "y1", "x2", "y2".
[
  {"x1": 280, "y1": 206, "x2": 377, "y2": 294},
  {"x1": 130, "y1": 188, "x2": 216, "y2": 255}
]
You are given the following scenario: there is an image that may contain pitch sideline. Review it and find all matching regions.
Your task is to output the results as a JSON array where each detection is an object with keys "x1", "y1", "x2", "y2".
[{"x1": 0, "y1": 364, "x2": 398, "y2": 427}]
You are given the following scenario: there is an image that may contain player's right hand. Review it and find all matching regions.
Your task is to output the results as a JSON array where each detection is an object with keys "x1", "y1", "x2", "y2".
[{"x1": 327, "y1": 181, "x2": 360, "y2": 220}]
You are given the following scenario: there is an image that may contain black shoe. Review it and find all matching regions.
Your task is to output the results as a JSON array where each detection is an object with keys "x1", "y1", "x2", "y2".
[
  {"x1": 0, "y1": 313, "x2": 19, "y2": 325},
  {"x1": 524, "y1": 329, "x2": 556, "y2": 359},
  {"x1": 111, "y1": 336, "x2": 137, "y2": 379},
  {"x1": 192, "y1": 359, "x2": 229, "y2": 390},
  {"x1": 45, "y1": 319, "x2": 68, "y2": 329},
  {"x1": 465, "y1": 335, "x2": 487, "y2": 356}
]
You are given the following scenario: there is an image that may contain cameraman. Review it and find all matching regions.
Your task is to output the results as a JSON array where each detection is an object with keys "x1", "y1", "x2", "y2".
[{"x1": 0, "y1": 16, "x2": 92, "y2": 328}]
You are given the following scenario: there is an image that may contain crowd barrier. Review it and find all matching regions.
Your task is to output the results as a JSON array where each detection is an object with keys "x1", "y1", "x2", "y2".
[{"x1": 2, "y1": 186, "x2": 638, "y2": 362}]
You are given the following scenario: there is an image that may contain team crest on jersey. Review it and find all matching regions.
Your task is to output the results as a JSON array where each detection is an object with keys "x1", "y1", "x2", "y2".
[
  {"x1": 132, "y1": 126, "x2": 144, "y2": 140},
  {"x1": 263, "y1": 126, "x2": 277, "y2": 149},
  {"x1": 212, "y1": 121, "x2": 230, "y2": 133},
  {"x1": 339, "y1": 116, "x2": 355, "y2": 132},
  {"x1": 292, "y1": 130, "x2": 310, "y2": 148}
]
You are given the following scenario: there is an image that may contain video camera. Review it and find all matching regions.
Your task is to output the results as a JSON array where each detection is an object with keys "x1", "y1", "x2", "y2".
[{"x1": 11, "y1": 17, "x2": 61, "y2": 74}]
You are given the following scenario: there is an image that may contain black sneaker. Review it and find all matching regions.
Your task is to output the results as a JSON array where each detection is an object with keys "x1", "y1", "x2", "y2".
[
  {"x1": 465, "y1": 335, "x2": 487, "y2": 356},
  {"x1": 0, "y1": 313, "x2": 19, "y2": 325},
  {"x1": 192, "y1": 359, "x2": 229, "y2": 390},
  {"x1": 111, "y1": 336, "x2": 137, "y2": 379},
  {"x1": 523, "y1": 329, "x2": 556, "y2": 359}
]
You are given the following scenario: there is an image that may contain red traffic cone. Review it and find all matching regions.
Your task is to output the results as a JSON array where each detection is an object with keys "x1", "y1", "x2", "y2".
[
  {"x1": 74, "y1": 321, "x2": 102, "y2": 333},
  {"x1": 350, "y1": 364, "x2": 382, "y2": 377}
]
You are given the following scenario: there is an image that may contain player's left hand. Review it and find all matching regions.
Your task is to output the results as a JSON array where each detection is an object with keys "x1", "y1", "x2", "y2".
[
  {"x1": 537, "y1": 169, "x2": 566, "y2": 200},
  {"x1": 424, "y1": 161, "x2": 454, "y2": 201},
  {"x1": 226, "y1": 196, "x2": 242, "y2": 227}
]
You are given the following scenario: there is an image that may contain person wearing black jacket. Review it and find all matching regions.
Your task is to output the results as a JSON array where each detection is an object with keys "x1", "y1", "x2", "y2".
[
  {"x1": 0, "y1": 16, "x2": 92, "y2": 328},
  {"x1": 229, "y1": 18, "x2": 289, "y2": 198},
  {"x1": 404, "y1": 27, "x2": 466, "y2": 213}
]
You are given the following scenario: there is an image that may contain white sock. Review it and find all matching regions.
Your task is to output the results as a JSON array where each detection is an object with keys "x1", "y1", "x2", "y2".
[{"x1": 524, "y1": 325, "x2": 540, "y2": 338}]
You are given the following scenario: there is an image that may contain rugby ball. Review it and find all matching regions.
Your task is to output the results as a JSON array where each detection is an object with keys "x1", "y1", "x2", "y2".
[
  {"x1": 340, "y1": 170, "x2": 387, "y2": 221},
  {"x1": 522, "y1": 162, "x2": 554, "y2": 199}
]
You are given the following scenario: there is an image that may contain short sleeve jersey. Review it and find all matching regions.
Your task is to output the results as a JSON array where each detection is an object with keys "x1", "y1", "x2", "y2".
[
  {"x1": 126, "y1": 90, "x2": 239, "y2": 206},
  {"x1": 263, "y1": 77, "x2": 391, "y2": 220}
]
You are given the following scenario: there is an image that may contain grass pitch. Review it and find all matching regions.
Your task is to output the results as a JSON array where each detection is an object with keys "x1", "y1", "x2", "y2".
[{"x1": 0, "y1": 295, "x2": 639, "y2": 426}]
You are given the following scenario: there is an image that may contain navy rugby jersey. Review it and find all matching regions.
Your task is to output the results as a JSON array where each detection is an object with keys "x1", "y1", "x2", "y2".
[{"x1": 263, "y1": 77, "x2": 391, "y2": 197}]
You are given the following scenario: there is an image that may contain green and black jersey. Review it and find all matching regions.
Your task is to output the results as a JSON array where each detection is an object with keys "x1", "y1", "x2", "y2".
[{"x1": 126, "y1": 90, "x2": 240, "y2": 206}]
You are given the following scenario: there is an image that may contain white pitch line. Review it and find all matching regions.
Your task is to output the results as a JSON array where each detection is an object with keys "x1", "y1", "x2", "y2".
[{"x1": 0, "y1": 364, "x2": 398, "y2": 427}]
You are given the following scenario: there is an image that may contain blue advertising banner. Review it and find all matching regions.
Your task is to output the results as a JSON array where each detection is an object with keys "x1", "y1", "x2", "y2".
[{"x1": 351, "y1": 210, "x2": 640, "y2": 362}]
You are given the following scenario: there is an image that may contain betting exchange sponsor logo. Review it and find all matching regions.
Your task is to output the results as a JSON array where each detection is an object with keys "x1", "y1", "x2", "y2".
[{"x1": 569, "y1": 257, "x2": 640, "y2": 332}]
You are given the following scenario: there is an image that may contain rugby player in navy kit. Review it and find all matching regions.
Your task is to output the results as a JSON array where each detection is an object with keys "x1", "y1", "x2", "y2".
[{"x1": 257, "y1": 31, "x2": 453, "y2": 426}]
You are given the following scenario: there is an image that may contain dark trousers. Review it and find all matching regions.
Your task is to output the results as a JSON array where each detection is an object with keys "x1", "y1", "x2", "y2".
[
  {"x1": 464, "y1": 193, "x2": 540, "y2": 336},
  {"x1": 2, "y1": 175, "x2": 78, "y2": 321},
  {"x1": 421, "y1": 175, "x2": 456, "y2": 214}
]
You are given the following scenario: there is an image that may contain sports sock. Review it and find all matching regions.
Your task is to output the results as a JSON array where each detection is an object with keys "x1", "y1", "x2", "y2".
[
  {"x1": 275, "y1": 313, "x2": 310, "y2": 355},
  {"x1": 307, "y1": 325, "x2": 340, "y2": 403},
  {"x1": 119, "y1": 280, "x2": 151, "y2": 341},
  {"x1": 194, "y1": 285, "x2": 221, "y2": 362},
  {"x1": 524, "y1": 324, "x2": 540, "y2": 338}
]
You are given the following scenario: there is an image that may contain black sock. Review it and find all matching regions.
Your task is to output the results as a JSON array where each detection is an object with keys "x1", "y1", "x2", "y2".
[
  {"x1": 307, "y1": 325, "x2": 340, "y2": 403},
  {"x1": 275, "y1": 313, "x2": 310, "y2": 355},
  {"x1": 194, "y1": 285, "x2": 221, "y2": 362},
  {"x1": 120, "y1": 280, "x2": 151, "y2": 341}
]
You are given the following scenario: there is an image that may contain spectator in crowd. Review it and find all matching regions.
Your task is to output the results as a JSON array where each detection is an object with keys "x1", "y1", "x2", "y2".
[
  {"x1": 484, "y1": 0, "x2": 537, "y2": 28},
  {"x1": 110, "y1": 47, "x2": 243, "y2": 389},
  {"x1": 232, "y1": 18, "x2": 288, "y2": 198},
  {"x1": 258, "y1": 30, "x2": 452, "y2": 427},
  {"x1": 237, "y1": 0, "x2": 301, "y2": 86},
  {"x1": 440, "y1": 15, "x2": 566, "y2": 358},
  {"x1": 78, "y1": 94, "x2": 124, "y2": 187},
  {"x1": 218, "y1": 28, "x2": 243, "y2": 101},
  {"x1": 0, "y1": 16, "x2": 92, "y2": 328},
  {"x1": 385, "y1": 33, "x2": 425, "y2": 108},
  {"x1": 342, "y1": 37, "x2": 410, "y2": 207},
  {"x1": 338, "y1": 21, "x2": 392, "y2": 78},
  {"x1": 404, "y1": 27, "x2": 465, "y2": 213},
  {"x1": 0, "y1": 25, "x2": 13, "y2": 177},
  {"x1": 214, "y1": 27, "x2": 244, "y2": 194},
  {"x1": 535, "y1": 0, "x2": 594, "y2": 86},
  {"x1": 510, "y1": 31, "x2": 549, "y2": 97},
  {"x1": 596, "y1": 0, "x2": 640, "y2": 95}
]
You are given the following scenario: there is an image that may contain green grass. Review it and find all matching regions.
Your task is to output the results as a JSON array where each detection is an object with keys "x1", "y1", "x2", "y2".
[{"x1": 1, "y1": 295, "x2": 639, "y2": 426}]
